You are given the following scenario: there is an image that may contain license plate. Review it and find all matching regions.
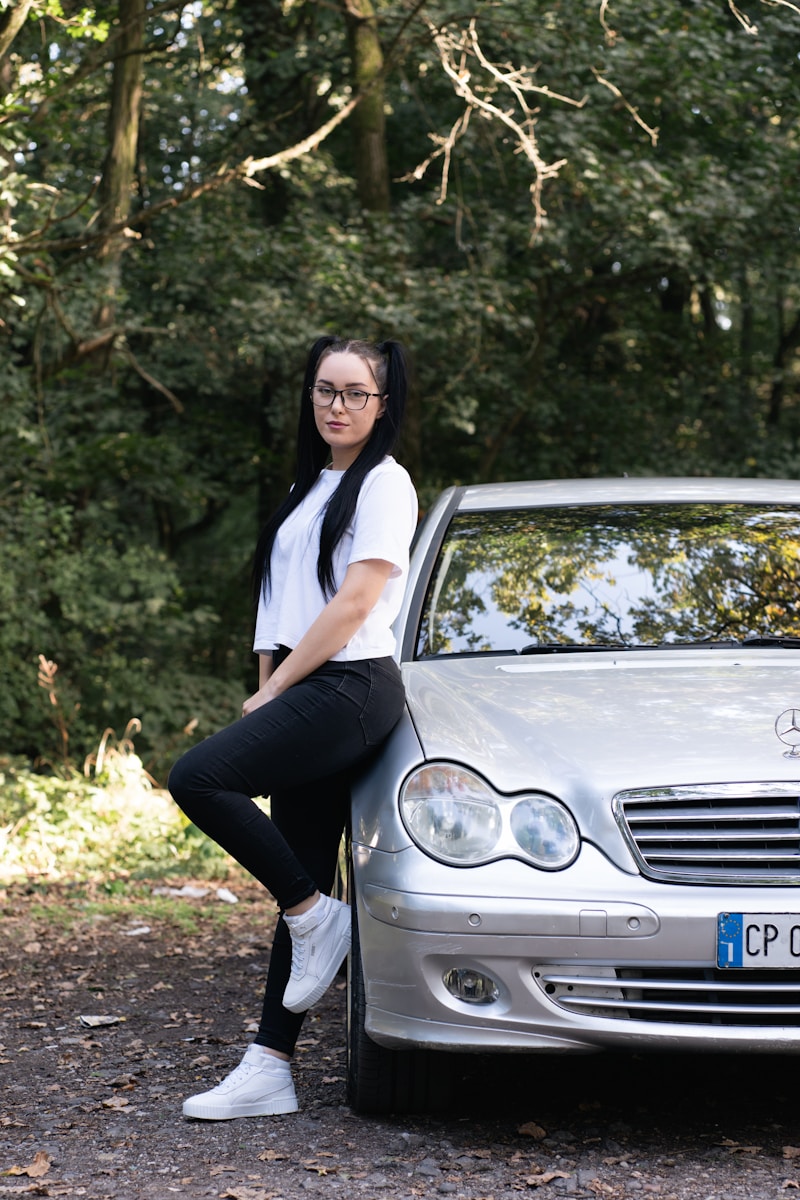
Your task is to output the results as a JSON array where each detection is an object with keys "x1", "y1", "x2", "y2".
[{"x1": 717, "y1": 913, "x2": 800, "y2": 968}]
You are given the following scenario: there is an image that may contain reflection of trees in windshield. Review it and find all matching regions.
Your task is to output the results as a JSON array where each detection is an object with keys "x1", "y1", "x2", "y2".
[{"x1": 416, "y1": 505, "x2": 800, "y2": 657}]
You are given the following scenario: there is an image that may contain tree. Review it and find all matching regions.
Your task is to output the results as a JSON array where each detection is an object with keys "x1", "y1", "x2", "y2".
[
  {"x1": 341, "y1": 0, "x2": 390, "y2": 213},
  {"x1": 96, "y1": 0, "x2": 146, "y2": 328},
  {"x1": 1, "y1": 0, "x2": 798, "y2": 773}
]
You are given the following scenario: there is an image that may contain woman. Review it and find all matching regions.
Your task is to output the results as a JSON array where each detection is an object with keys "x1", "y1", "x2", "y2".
[{"x1": 168, "y1": 335, "x2": 418, "y2": 1120}]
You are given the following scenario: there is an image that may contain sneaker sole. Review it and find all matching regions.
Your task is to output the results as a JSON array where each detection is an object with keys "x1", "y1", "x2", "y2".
[
  {"x1": 283, "y1": 908, "x2": 352, "y2": 1014},
  {"x1": 182, "y1": 1095, "x2": 299, "y2": 1120}
]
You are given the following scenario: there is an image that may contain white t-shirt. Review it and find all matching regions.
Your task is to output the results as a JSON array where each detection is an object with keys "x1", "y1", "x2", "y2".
[{"x1": 253, "y1": 456, "x2": 418, "y2": 662}]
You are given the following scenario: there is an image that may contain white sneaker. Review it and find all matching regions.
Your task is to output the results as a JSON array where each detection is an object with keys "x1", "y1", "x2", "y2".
[
  {"x1": 282, "y1": 895, "x2": 351, "y2": 1014},
  {"x1": 182, "y1": 1045, "x2": 298, "y2": 1120}
]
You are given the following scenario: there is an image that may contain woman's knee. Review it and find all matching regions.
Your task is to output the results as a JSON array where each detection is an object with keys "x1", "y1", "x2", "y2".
[
  {"x1": 168, "y1": 732, "x2": 252, "y2": 815},
  {"x1": 167, "y1": 744, "x2": 205, "y2": 810}
]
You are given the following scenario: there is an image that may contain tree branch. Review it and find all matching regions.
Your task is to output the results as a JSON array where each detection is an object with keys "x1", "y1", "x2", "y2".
[
  {"x1": 3, "y1": 93, "x2": 361, "y2": 258},
  {"x1": 411, "y1": 17, "x2": 584, "y2": 244},
  {"x1": 598, "y1": 0, "x2": 617, "y2": 43},
  {"x1": 0, "y1": 0, "x2": 35, "y2": 62},
  {"x1": 244, "y1": 93, "x2": 360, "y2": 176},
  {"x1": 728, "y1": 1, "x2": 759, "y2": 33},
  {"x1": 760, "y1": 0, "x2": 800, "y2": 14},
  {"x1": 119, "y1": 342, "x2": 184, "y2": 413},
  {"x1": 590, "y1": 67, "x2": 659, "y2": 146}
]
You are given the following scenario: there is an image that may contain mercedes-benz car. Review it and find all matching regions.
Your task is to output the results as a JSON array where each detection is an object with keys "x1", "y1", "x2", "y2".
[{"x1": 346, "y1": 478, "x2": 800, "y2": 1113}]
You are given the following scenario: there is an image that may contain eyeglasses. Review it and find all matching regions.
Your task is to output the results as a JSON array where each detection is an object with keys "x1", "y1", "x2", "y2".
[{"x1": 310, "y1": 384, "x2": 382, "y2": 412}]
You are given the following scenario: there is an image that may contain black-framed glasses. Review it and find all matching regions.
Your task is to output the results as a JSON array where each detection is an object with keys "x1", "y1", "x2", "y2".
[{"x1": 310, "y1": 384, "x2": 382, "y2": 412}]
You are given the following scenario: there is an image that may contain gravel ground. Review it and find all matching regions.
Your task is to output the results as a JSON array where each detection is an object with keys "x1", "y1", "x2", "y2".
[{"x1": 2, "y1": 881, "x2": 800, "y2": 1200}]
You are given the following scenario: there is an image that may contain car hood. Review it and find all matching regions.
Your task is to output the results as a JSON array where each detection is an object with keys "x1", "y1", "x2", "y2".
[{"x1": 403, "y1": 650, "x2": 800, "y2": 802}]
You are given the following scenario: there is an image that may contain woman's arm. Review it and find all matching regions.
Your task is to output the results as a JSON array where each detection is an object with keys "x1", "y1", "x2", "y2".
[
  {"x1": 242, "y1": 557, "x2": 395, "y2": 715},
  {"x1": 240, "y1": 652, "x2": 275, "y2": 716},
  {"x1": 258, "y1": 652, "x2": 275, "y2": 688}
]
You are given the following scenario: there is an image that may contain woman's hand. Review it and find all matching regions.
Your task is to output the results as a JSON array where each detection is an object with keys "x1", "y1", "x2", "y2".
[
  {"x1": 242, "y1": 684, "x2": 276, "y2": 717},
  {"x1": 241, "y1": 652, "x2": 279, "y2": 717}
]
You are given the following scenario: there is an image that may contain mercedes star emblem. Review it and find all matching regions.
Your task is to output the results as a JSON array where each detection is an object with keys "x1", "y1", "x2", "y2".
[{"x1": 775, "y1": 709, "x2": 800, "y2": 758}]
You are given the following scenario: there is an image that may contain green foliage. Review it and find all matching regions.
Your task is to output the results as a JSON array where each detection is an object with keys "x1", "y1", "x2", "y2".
[
  {"x1": 0, "y1": 467, "x2": 244, "y2": 775},
  {"x1": 0, "y1": 741, "x2": 231, "y2": 883},
  {"x1": 1, "y1": 0, "x2": 799, "y2": 770},
  {"x1": 22, "y1": 890, "x2": 234, "y2": 934}
]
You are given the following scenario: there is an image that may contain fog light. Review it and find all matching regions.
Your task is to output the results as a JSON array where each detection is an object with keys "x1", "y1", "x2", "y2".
[{"x1": 443, "y1": 968, "x2": 500, "y2": 1004}]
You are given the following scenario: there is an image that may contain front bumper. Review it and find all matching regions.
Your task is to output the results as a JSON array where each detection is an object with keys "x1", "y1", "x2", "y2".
[{"x1": 353, "y1": 841, "x2": 800, "y2": 1055}]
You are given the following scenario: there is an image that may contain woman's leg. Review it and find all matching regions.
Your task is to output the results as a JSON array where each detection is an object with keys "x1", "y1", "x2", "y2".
[
  {"x1": 254, "y1": 773, "x2": 350, "y2": 1056},
  {"x1": 168, "y1": 707, "x2": 319, "y2": 911},
  {"x1": 175, "y1": 659, "x2": 405, "y2": 1118},
  {"x1": 168, "y1": 658, "x2": 405, "y2": 908},
  {"x1": 181, "y1": 773, "x2": 350, "y2": 1121}
]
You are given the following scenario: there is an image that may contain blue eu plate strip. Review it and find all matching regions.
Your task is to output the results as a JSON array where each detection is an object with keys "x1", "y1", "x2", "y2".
[{"x1": 717, "y1": 912, "x2": 743, "y2": 968}]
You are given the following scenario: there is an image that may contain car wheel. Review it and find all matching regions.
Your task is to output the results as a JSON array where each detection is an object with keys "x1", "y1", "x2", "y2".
[{"x1": 346, "y1": 885, "x2": 456, "y2": 1115}]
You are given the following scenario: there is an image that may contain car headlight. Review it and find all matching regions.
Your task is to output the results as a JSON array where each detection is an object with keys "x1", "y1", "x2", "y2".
[{"x1": 399, "y1": 764, "x2": 579, "y2": 869}]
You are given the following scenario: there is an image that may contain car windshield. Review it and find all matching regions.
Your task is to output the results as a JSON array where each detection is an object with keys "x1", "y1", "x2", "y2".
[{"x1": 416, "y1": 502, "x2": 800, "y2": 658}]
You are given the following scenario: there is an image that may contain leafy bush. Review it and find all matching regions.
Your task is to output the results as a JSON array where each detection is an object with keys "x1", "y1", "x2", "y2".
[
  {"x1": 0, "y1": 734, "x2": 232, "y2": 883},
  {"x1": 0, "y1": 468, "x2": 247, "y2": 778}
]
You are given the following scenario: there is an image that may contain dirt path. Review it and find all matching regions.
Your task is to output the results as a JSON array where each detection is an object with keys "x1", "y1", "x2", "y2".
[{"x1": 3, "y1": 881, "x2": 800, "y2": 1200}]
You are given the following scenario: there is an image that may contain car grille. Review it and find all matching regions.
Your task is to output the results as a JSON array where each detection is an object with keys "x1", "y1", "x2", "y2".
[
  {"x1": 536, "y1": 965, "x2": 800, "y2": 1026},
  {"x1": 613, "y1": 782, "x2": 800, "y2": 884}
]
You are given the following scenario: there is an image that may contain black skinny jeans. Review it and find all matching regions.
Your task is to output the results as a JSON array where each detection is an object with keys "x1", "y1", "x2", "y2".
[{"x1": 168, "y1": 652, "x2": 406, "y2": 1056}]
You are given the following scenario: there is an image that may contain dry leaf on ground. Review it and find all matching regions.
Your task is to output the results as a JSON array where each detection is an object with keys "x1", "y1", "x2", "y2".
[
  {"x1": 525, "y1": 1170, "x2": 571, "y2": 1187},
  {"x1": 518, "y1": 1121, "x2": 548, "y2": 1140},
  {"x1": 4, "y1": 1150, "x2": 51, "y2": 1178}
]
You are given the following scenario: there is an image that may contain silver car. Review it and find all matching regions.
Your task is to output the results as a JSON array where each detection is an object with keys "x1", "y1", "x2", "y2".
[{"x1": 347, "y1": 477, "x2": 800, "y2": 1113}]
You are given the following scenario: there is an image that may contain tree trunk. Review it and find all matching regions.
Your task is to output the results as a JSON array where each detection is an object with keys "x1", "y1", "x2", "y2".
[
  {"x1": 96, "y1": 0, "x2": 146, "y2": 328},
  {"x1": 767, "y1": 300, "x2": 800, "y2": 428},
  {"x1": 738, "y1": 265, "x2": 753, "y2": 424},
  {"x1": 0, "y1": 0, "x2": 34, "y2": 65},
  {"x1": 341, "y1": 0, "x2": 390, "y2": 214}
]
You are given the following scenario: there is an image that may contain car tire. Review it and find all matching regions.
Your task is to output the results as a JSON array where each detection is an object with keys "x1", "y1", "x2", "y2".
[{"x1": 346, "y1": 886, "x2": 456, "y2": 1115}]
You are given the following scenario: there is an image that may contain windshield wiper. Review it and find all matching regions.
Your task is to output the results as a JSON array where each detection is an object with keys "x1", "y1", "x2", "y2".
[
  {"x1": 659, "y1": 636, "x2": 800, "y2": 649},
  {"x1": 740, "y1": 635, "x2": 800, "y2": 649},
  {"x1": 519, "y1": 640, "x2": 742, "y2": 654},
  {"x1": 653, "y1": 638, "x2": 742, "y2": 649},
  {"x1": 519, "y1": 635, "x2": 800, "y2": 656},
  {"x1": 519, "y1": 642, "x2": 630, "y2": 655}
]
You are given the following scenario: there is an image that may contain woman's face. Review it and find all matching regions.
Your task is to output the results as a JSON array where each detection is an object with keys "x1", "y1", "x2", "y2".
[{"x1": 312, "y1": 351, "x2": 386, "y2": 471}]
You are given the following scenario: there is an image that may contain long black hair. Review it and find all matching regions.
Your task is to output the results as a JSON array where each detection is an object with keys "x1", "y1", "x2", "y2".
[{"x1": 252, "y1": 336, "x2": 410, "y2": 603}]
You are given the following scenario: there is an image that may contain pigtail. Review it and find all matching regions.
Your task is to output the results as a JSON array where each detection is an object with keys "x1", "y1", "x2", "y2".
[{"x1": 251, "y1": 337, "x2": 337, "y2": 604}]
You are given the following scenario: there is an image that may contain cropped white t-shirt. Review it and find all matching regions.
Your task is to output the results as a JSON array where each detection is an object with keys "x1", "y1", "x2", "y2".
[{"x1": 253, "y1": 456, "x2": 418, "y2": 662}]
